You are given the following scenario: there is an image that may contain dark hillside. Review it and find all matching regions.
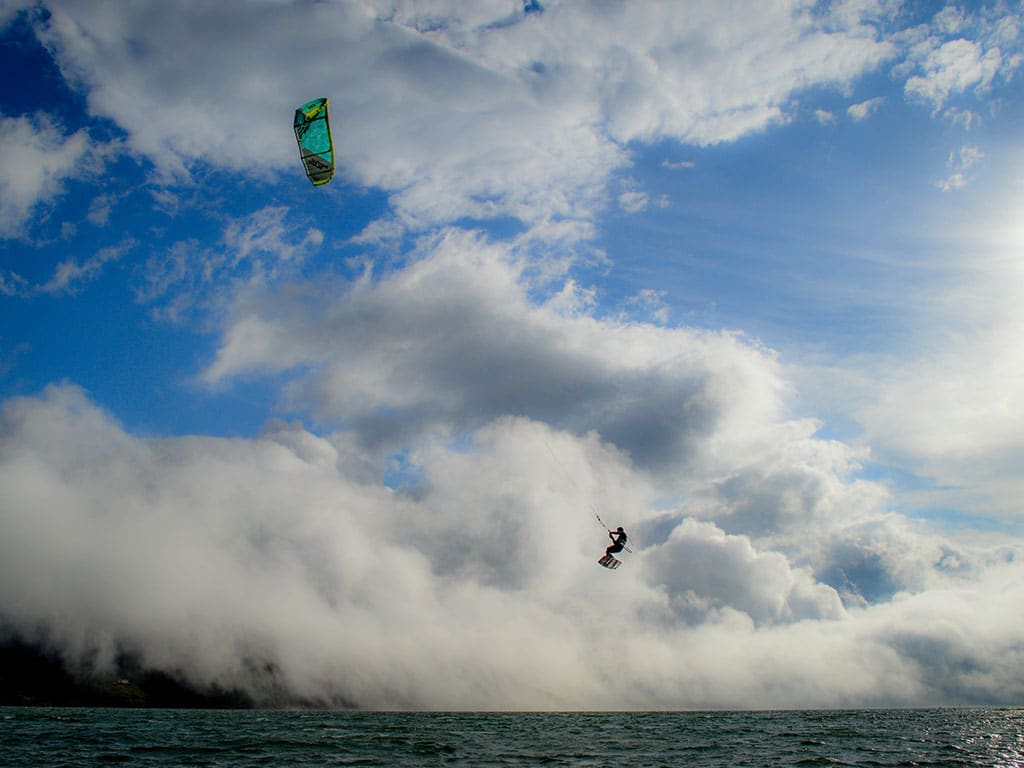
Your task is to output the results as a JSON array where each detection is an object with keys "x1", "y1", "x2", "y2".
[{"x1": 0, "y1": 637, "x2": 252, "y2": 708}]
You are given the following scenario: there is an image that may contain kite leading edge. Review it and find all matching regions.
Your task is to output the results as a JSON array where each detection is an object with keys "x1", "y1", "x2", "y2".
[{"x1": 294, "y1": 97, "x2": 334, "y2": 186}]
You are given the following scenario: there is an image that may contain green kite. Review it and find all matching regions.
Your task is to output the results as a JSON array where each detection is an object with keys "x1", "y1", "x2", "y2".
[{"x1": 294, "y1": 97, "x2": 334, "y2": 186}]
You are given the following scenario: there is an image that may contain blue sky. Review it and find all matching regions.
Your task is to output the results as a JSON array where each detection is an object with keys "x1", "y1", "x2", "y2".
[{"x1": 2, "y1": 0, "x2": 1024, "y2": 709}]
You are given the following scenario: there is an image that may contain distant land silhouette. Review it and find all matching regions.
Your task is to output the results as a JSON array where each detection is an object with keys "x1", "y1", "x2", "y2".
[{"x1": 0, "y1": 636, "x2": 252, "y2": 708}]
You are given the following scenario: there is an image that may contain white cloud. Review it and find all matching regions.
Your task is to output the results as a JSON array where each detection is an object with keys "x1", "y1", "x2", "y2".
[
  {"x1": 936, "y1": 144, "x2": 984, "y2": 191},
  {"x1": 905, "y1": 38, "x2": 1002, "y2": 108},
  {"x1": 857, "y1": 314, "x2": 1024, "y2": 511},
  {"x1": 202, "y1": 228, "x2": 794, "y2": 480},
  {"x1": 0, "y1": 0, "x2": 34, "y2": 30},
  {"x1": 618, "y1": 188, "x2": 649, "y2": 214},
  {"x1": 943, "y1": 106, "x2": 981, "y2": 130},
  {"x1": 623, "y1": 288, "x2": 670, "y2": 325},
  {"x1": 194, "y1": 220, "x2": 1017, "y2": 605},
  {"x1": 847, "y1": 96, "x2": 885, "y2": 121},
  {"x1": 936, "y1": 172, "x2": 967, "y2": 192},
  {"x1": 0, "y1": 238, "x2": 133, "y2": 297},
  {"x1": 819, "y1": 0, "x2": 904, "y2": 33},
  {"x1": 0, "y1": 270, "x2": 27, "y2": 296},
  {"x1": 30, "y1": 0, "x2": 897, "y2": 236},
  {"x1": 797, "y1": 191, "x2": 1024, "y2": 516},
  {"x1": 643, "y1": 518, "x2": 846, "y2": 625},
  {"x1": 814, "y1": 108, "x2": 837, "y2": 125},
  {"x1": 349, "y1": 216, "x2": 406, "y2": 246},
  {"x1": 0, "y1": 112, "x2": 96, "y2": 238},
  {"x1": 1, "y1": 383, "x2": 1021, "y2": 709},
  {"x1": 932, "y1": 5, "x2": 967, "y2": 36},
  {"x1": 4, "y1": 0, "x2": 1024, "y2": 711},
  {"x1": 35, "y1": 238, "x2": 133, "y2": 295},
  {"x1": 954, "y1": 144, "x2": 984, "y2": 169},
  {"x1": 899, "y1": 7, "x2": 1023, "y2": 112},
  {"x1": 135, "y1": 206, "x2": 323, "y2": 321},
  {"x1": 86, "y1": 193, "x2": 116, "y2": 226}
]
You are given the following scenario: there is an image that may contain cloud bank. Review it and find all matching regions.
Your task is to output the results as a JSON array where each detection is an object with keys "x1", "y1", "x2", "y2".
[
  {"x1": 4, "y1": 229, "x2": 1023, "y2": 709},
  {"x1": 2, "y1": 379, "x2": 1021, "y2": 710},
  {"x1": 2, "y1": 1, "x2": 1024, "y2": 710}
]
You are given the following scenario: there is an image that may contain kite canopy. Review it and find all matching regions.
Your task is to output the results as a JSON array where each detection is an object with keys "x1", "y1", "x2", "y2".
[{"x1": 294, "y1": 97, "x2": 334, "y2": 186}]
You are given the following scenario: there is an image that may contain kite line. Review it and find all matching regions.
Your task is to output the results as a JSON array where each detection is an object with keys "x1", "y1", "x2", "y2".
[{"x1": 544, "y1": 439, "x2": 633, "y2": 554}]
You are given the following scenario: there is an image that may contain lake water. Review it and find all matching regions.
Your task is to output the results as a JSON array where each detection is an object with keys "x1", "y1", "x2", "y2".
[{"x1": 2, "y1": 707, "x2": 1022, "y2": 766}]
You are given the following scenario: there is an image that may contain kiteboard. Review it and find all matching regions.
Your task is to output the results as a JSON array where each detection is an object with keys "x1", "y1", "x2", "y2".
[{"x1": 598, "y1": 553, "x2": 622, "y2": 569}]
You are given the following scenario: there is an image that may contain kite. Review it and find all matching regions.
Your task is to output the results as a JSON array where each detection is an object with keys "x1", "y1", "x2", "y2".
[{"x1": 293, "y1": 97, "x2": 334, "y2": 186}]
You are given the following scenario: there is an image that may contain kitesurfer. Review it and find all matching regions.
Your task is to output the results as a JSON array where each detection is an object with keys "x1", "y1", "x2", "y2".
[{"x1": 606, "y1": 526, "x2": 628, "y2": 557}]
